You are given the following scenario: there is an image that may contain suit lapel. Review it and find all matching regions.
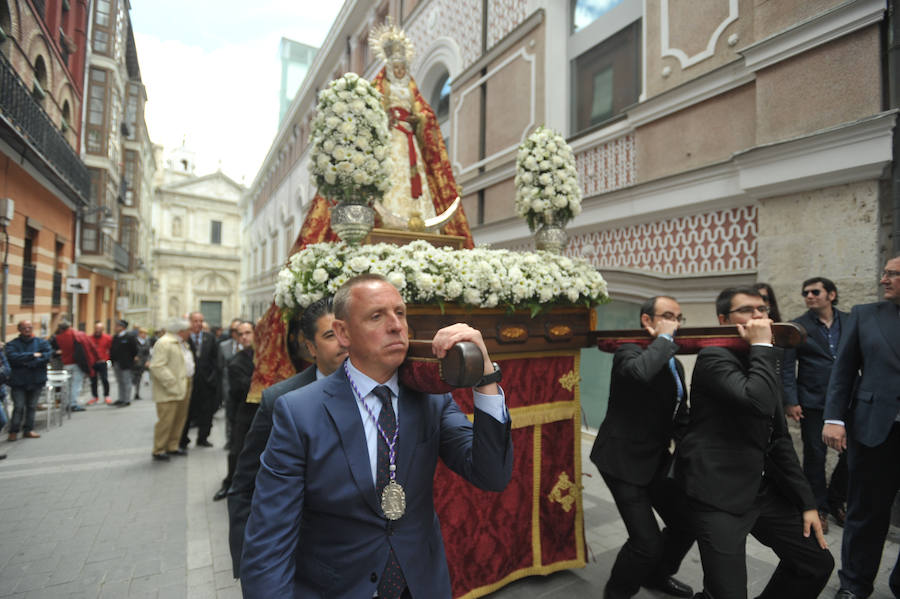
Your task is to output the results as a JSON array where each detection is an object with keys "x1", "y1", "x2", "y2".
[
  {"x1": 396, "y1": 385, "x2": 423, "y2": 487},
  {"x1": 322, "y1": 369, "x2": 381, "y2": 516},
  {"x1": 875, "y1": 302, "x2": 900, "y2": 364}
]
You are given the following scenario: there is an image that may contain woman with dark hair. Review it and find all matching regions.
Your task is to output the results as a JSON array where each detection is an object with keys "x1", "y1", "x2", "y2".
[{"x1": 753, "y1": 282, "x2": 782, "y2": 322}]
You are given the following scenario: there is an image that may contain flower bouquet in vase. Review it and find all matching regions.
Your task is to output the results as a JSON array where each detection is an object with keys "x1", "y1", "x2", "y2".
[
  {"x1": 514, "y1": 126, "x2": 582, "y2": 253},
  {"x1": 309, "y1": 72, "x2": 393, "y2": 243}
]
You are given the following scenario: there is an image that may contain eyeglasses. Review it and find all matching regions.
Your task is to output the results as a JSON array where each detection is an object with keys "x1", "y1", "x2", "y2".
[
  {"x1": 882, "y1": 270, "x2": 900, "y2": 279},
  {"x1": 728, "y1": 305, "x2": 770, "y2": 316},
  {"x1": 801, "y1": 289, "x2": 822, "y2": 297},
  {"x1": 654, "y1": 312, "x2": 686, "y2": 324}
]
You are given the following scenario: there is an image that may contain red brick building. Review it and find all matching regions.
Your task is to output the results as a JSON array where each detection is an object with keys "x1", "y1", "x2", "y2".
[{"x1": 0, "y1": 0, "x2": 93, "y2": 340}]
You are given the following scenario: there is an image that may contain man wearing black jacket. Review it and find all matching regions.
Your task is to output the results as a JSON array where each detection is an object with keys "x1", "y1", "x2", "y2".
[
  {"x1": 109, "y1": 319, "x2": 139, "y2": 407},
  {"x1": 676, "y1": 287, "x2": 833, "y2": 599},
  {"x1": 782, "y1": 277, "x2": 849, "y2": 531},
  {"x1": 181, "y1": 311, "x2": 219, "y2": 448},
  {"x1": 226, "y1": 296, "x2": 346, "y2": 576},
  {"x1": 590, "y1": 296, "x2": 694, "y2": 599},
  {"x1": 212, "y1": 321, "x2": 256, "y2": 501}
]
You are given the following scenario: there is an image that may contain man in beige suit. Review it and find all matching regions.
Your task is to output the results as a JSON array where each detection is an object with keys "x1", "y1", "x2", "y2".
[{"x1": 148, "y1": 317, "x2": 194, "y2": 461}]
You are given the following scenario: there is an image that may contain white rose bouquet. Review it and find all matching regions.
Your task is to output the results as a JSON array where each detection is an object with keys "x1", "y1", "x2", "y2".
[
  {"x1": 274, "y1": 240, "x2": 609, "y2": 314},
  {"x1": 309, "y1": 73, "x2": 393, "y2": 203},
  {"x1": 514, "y1": 126, "x2": 582, "y2": 231}
]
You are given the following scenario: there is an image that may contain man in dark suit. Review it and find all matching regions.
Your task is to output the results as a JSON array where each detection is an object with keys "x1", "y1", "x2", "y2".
[
  {"x1": 109, "y1": 319, "x2": 140, "y2": 407},
  {"x1": 181, "y1": 311, "x2": 219, "y2": 448},
  {"x1": 240, "y1": 274, "x2": 513, "y2": 598},
  {"x1": 824, "y1": 255, "x2": 900, "y2": 599},
  {"x1": 225, "y1": 296, "x2": 346, "y2": 572},
  {"x1": 217, "y1": 322, "x2": 241, "y2": 450},
  {"x1": 676, "y1": 286, "x2": 833, "y2": 599},
  {"x1": 590, "y1": 296, "x2": 694, "y2": 599},
  {"x1": 783, "y1": 277, "x2": 849, "y2": 533}
]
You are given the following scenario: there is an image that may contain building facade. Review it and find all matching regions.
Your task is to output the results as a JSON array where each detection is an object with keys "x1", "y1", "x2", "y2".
[
  {"x1": 240, "y1": 0, "x2": 897, "y2": 425},
  {"x1": 152, "y1": 147, "x2": 244, "y2": 329},
  {"x1": 77, "y1": 0, "x2": 154, "y2": 332},
  {"x1": 0, "y1": 0, "x2": 90, "y2": 341}
]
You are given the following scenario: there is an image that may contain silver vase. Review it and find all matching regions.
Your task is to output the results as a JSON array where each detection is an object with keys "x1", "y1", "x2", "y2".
[
  {"x1": 330, "y1": 200, "x2": 375, "y2": 245},
  {"x1": 535, "y1": 214, "x2": 569, "y2": 253}
]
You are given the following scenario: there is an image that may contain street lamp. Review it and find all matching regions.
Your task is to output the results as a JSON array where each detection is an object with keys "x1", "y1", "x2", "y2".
[{"x1": 0, "y1": 198, "x2": 13, "y2": 342}]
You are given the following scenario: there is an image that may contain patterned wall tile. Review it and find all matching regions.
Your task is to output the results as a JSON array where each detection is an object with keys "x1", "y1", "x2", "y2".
[
  {"x1": 575, "y1": 134, "x2": 636, "y2": 198},
  {"x1": 487, "y1": 0, "x2": 529, "y2": 48},
  {"x1": 566, "y1": 205, "x2": 757, "y2": 275},
  {"x1": 407, "y1": 0, "x2": 483, "y2": 73}
]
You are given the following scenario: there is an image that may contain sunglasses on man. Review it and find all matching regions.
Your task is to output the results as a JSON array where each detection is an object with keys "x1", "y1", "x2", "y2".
[{"x1": 801, "y1": 289, "x2": 822, "y2": 297}]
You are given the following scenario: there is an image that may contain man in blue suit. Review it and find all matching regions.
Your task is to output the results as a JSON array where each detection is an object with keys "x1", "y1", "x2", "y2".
[
  {"x1": 240, "y1": 274, "x2": 513, "y2": 598},
  {"x1": 782, "y1": 276, "x2": 849, "y2": 532},
  {"x1": 825, "y1": 255, "x2": 900, "y2": 599}
]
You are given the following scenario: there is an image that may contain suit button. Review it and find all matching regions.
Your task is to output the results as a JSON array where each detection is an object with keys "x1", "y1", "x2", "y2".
[
  {"x1": 370, "y1": 572, "x2": 378, "y2": 583},
  {"x1": 387, "y1": 522, "x2": 394, "y2": 536}
]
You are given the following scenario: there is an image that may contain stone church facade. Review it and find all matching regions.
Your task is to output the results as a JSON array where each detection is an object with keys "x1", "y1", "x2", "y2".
[{"x1": 152, "y1": 150, "x2": 244, "y2": 329}]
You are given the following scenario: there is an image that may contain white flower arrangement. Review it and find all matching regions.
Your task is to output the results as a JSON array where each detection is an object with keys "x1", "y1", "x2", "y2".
[
  {"x1": 309, "y1": 73, "x2": 393, "y2": 203},
  {"x1": 514, "y1": 126, "x2": 582, "y2": 231},
  {"x1": 274, "y1": 240, "x2": 608, "y2": 314}
]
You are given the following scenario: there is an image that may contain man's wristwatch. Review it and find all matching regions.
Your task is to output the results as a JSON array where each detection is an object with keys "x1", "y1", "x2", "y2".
[{"x1": 475, "y1": 362, "x2": 502, "y2": 388}]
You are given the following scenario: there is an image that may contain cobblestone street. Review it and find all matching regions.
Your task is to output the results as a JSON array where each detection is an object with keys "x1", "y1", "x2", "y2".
[{"x1": 0, "y1": 376, "x2": 896, "y2": 598}]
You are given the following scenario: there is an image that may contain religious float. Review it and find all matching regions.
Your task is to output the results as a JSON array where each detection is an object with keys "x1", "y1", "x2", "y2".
[{"x1": 248, "y1": 21, "x2": 805, "y2": 599}]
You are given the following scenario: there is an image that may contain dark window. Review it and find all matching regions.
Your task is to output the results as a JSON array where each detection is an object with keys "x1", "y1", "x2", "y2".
[
  {"x1": 571, "y1": 19, "x2": 640, "y2": 134},
  {"x1": 200, "y1": 300, "x2": 222, "y2": 328},
  {"x1": 33, "y1": 55, "x2": 47, "y2": 101},
  {"x1": 125, "y1": 82, "x2": 140, "y2": 141},
  {"x1": 52, "y1": 239, "x2": 63, "y2": 306},
  {"x1": 431, "y1": 71, "x2": 451, "y2": 123},
  {"x1": 86, "y1": 68, "x2": 108, "y2": 155},
  {"x1": 52, "y1": 271, "x2": 62, "y2": 306},
  {"x1": 82, "y1": 169, "x2": 106, "y2": 254},
  {"x1": 61, "y1": 100, "x2": 71, "y2": 132},
  {"x1": 123, "y1": 149, "x2": 138, "y2": 206},
  {"x1": 21, "y1": 227, "x2": 37, "y2": 306},
  {"x1": 210, "y1": 220, "x2": 222, "y2": 245},
  {"x1": 92, "y1": 0, "x2": 113, "y2": 55}
]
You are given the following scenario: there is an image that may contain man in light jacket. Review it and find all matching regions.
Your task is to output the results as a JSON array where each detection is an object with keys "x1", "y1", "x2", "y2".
[{"x1": 148, "y1": 317, "x2": 194, "y2": 461}]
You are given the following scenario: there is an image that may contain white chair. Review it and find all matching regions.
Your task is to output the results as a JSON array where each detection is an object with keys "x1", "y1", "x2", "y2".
[{"x1": 44, "y1": 369, "x2": 70, "y2": 429}]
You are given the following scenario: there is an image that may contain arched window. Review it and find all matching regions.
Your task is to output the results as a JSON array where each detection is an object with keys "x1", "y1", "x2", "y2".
[
  {"x1": 33, "y1": 55, "x2": 48, "y2": 101},
  {"x1": 430, "y1": 70, "x2": 451, "y2": 123},
  {"x1": 172, "y1": 216, "x2": 182, "y2": 237},
  {"x1": 0, "y1": 1, "x2": 12, "y2": 47},
  {"x1": 61, "y1": 100, "x2": 71, "y2": 132}
]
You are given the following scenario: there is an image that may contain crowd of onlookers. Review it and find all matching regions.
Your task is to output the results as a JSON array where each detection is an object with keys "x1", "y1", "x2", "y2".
[{"x1": 0, "y1": 313, "x2": 240, "y2": 457}]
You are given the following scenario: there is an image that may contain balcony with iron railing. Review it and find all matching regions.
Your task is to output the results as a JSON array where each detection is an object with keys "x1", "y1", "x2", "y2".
[{"x1": 0, "y1": 51, "x2": 90, "y2": 204}]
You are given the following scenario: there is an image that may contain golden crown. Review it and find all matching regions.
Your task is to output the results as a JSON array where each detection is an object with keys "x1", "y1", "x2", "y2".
[{"x1": 369, "y1": 19, "x2": 415, "y2": 65}]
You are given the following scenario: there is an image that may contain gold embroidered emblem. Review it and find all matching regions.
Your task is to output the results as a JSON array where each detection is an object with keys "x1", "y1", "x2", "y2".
[
  {"x1": 548, "y1": 472, "x2": 577, "y2": 513},
  {"x1": 558, "y1": 370, "x2": 579, "y2": 392},
  {"x1": 498, "y1": 325, "x2": 528, "y2": 342}
]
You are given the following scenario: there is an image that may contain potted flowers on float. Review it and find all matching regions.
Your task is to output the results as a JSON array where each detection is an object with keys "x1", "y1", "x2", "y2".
[
  {"x1": 514, "y1": 126, "x2": 582, "y2": 253},
  {"x1": 309, "y1": 72, "x2": 393, "y2": 244}
]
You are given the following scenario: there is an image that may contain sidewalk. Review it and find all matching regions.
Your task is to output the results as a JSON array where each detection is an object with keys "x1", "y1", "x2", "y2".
[{"x1": 0, "y1": 378, "x2": 896, "y2": 598}]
